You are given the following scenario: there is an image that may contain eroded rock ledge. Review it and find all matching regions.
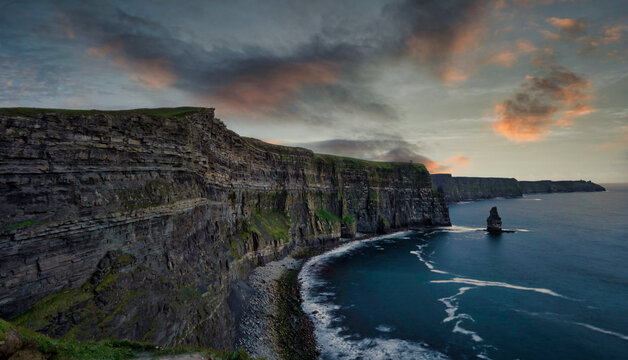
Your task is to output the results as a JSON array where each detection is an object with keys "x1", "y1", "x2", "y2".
[{"x1": 0, "y1": 107, "x2": 449, "y2": 349}]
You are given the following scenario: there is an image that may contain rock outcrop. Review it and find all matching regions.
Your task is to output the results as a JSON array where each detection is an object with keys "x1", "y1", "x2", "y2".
[
  {"x1": 432, "y1": 174, "x2": 605, "y2": 203},
  {"x1": 0, "y1": 108, "x2": 449, "y2": 349},
  {"x1": 486, "y1": 207, "x2": 502, "y2": 233}
]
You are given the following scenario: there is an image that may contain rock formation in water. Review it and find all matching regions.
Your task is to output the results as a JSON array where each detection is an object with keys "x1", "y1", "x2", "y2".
[
  {"x1": 431, "y1": 174, "x2": 605, "y2": 203},
  {"x1": 486, "y1": 207, "x2": 502, "y2": 233},
  {"x1": 0, "y1": 107, "x2": 450, "y2": 349}
]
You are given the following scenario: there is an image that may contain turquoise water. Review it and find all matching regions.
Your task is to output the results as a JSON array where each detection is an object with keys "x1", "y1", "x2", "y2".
[{"x1": 300, "y1": 185, "x2": 628, "y2": 359}]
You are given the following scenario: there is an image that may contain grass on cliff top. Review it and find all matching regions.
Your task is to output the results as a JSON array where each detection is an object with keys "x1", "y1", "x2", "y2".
[
  {"x1": 313, "y1": 153, "x2": 429, "y2": 172},
  {"x1": 1, "y1": 318, "x2": 255, "y2": 360},
  {"x1": 0, "y1": 107, "x2": 208, "y2": 118}
]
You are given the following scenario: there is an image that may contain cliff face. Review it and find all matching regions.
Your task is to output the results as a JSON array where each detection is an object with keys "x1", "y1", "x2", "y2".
[
  {"x1": 432, "y1": 175, "x2": 605, "y2": 202},
  {"x1": 519, "y1": 180, "x2": 605, "y2": 194},
  {"x1": 431, "y1": 174, "x2": 522, "y2": 202},
  {"x1": 0, "y1": 108, "x2": 449, "y2": 349}
]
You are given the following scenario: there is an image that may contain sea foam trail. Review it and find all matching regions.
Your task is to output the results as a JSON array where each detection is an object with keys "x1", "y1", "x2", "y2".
[
  {"x1": 300, "y1": 232, "x2": 450, "y2": 360},
  {"x1": 431, "y1": 277, "x2": 565, "y2": 298},
  {"x1": 573, "y1": 322, "x2": 628, "y2": 341}
]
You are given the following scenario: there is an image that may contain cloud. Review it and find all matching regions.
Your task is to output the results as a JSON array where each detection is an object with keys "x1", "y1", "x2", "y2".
[
  {"x1": 447, "y1": 154, "x2": 472, "y2": 165},
  {"x1": 208, "y1": 61, "x2": 338, "y2": 115},
  {"x1": 398, "y1": 0, "x2": 491, "y2": 84},
  {"x1": 86, "y1": 41, "x2": 177, "y2": 90},
  {"x1": 602, "y1": 24, "x2": 628, "y2": 44},
  {"x1": 546, "y1": 17, "x2": 586, "y2": 36},
  {"x1": 492, "y1": 62, "x2": 594, "y2": 142},
  {"x1": 296, "y1": 138, "x2": 450, "y2": 174}
]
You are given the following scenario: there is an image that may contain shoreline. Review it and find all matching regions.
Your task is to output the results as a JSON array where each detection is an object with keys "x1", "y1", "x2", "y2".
[{"x1": 234, "y1": 230, "x2": 425, "y2": 359}]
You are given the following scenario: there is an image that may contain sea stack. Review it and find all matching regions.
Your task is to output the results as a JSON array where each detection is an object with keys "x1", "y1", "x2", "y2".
[{"x1": 487, "y1": 206, "x2": 502, "y2": 233}]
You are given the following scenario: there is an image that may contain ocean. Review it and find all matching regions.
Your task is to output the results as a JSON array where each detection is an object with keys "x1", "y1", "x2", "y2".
[{"x1": 300, "y1": 184, "x2": 628, "y2": 359}]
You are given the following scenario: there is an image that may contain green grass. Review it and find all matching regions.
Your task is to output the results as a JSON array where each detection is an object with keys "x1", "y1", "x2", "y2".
[
  {"x1": 342, "y1": 215, "x2": 355, "y2": 224},
  {"x1": 12, "y1": 288, "x2": 94, "y2": 331},
  {"x1": 251, "y1": 210, "x2": 292, "y2": 244},
  {"x1": 313, "y1": 153, "x2": 429, "y2": 172},
  {"x1": 315, "y1": 208, "x2": 341, "y2": 223},
  {"x1": 0, "y1": 107, "x2": 208, "y2": 118},
  {"x1": 1, "y1": 318, "x2": 254, "y2": 360},
  {"x1": 3, "y1": 220, "x2": 35, "y2": 230}
]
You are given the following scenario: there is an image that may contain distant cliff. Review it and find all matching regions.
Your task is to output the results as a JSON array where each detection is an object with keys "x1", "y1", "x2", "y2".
[
  {"x1": 431, "y1": 174, "x2": 522, "y2": 202},
  {"x1": 519, "y1": 180, "x2": 606, "y2": 194},
  {"x1": 432, "y1": 174, "x2": 605, "y2": 202},
  {"x1": 0, "y1": 107, "x2": 449, "y2": 349}
]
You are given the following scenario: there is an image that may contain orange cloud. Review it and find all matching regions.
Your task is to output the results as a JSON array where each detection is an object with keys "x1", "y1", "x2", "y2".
[
  {"x1": 488, "y1": 51, "x2": 517, "y2": 67},
  {"x1": 546, "y1": 17, "x2": 586, "y2": 34},
  {"x1": 415, "y1": 159, "x2": 450, "y2": 174},
  {"x1": 406, "y1": 2, "x2": 490, "y2": 85},
  {"x1": 540, "y1": 29, "x2": 561, "y2": 40},
  {"x1": 516, "y1": 40, "x2": 538, "y2": 54},
  {"x1": 447, "y1": 154, "x2": 471, "y2": 165},
  {"x1": 493, "y1": 65, "x2": 594, "y2": 142},
  {"x1": 86, "y1": 41, "x2": 177, "y2": 90},
  {"x1": 209, "y1": 62, "x2": 338, "y2": 115},
  {"x1": 602, "y1": 25, "x2": 628, "y2": 44}
]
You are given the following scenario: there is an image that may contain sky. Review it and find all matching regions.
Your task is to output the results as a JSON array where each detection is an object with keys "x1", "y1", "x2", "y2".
[{"x1": 1, "y1": 0, "x2": 627, "y2": 182}]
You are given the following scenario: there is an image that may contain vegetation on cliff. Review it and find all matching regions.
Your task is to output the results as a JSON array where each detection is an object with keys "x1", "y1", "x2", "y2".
[{"x1": 1, "y1": 318, "x2": 254, "y2": 360}]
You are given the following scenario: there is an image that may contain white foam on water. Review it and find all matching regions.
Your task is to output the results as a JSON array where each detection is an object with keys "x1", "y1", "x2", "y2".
[
  {"x1": 453, "y1": 320, "x2": 483, "y2": 342},
  {"x1": 433, "y1": 225, "x2": 485, "y2": 233},
  {"x1": 438, "y1": 287, "x2": 474, "y2": 323},
  {"x1": 431, "y1": 277, "x2": 565, "y2": 298},
  {"x1": 300, "y1": 231, "x2": 450, "y2": 359},
  {"x1": 431, "y1": 269, "x2": 450, "y2": 274},
  {"x1": 573, "y1": 322, "x2": 628, "y2": 341},
  {"x1": 375, "y1": 324, "x2": 394, "y2": 333}
]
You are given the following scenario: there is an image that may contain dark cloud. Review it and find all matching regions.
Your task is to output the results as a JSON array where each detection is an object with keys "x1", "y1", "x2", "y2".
[
  {"x1": 493, "y1": 60, "x2": 594, "y2": 142},
  {"x1": 297, "y1": 138, "x2": 450, "y2": 173},
  {"x1": 44, "y1": 0, "x2": 489, "y2": 120}
]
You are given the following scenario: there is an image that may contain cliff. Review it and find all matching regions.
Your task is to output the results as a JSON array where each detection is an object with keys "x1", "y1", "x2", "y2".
[
  {"x1": 0, "y1": 107, "x2": 449, "y2": 349},
  {"x1": 431, "y1": 174, "x2": 605, "y2": 202},
  {"x1": 519, "y1": 180, "x2": 606, "y2": 194},
  {"x1": 430, "y1": 174, "x2": 522, "y2": 202}
]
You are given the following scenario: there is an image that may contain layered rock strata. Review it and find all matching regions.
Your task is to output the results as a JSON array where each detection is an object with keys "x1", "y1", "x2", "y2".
[
  {"x1": 0, "y1": 108, "x2": 449, "y2": 349},
  {"x1": 431, "y1": 174, "x2": 605, "y2": 203}
]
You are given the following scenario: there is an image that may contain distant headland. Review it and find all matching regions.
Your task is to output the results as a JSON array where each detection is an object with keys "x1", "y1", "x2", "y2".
[{"x1": 431, "y1": 174, "x2": 605, "y2": 203}]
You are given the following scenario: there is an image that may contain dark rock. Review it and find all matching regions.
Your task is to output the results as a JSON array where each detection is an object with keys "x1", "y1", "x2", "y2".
[
  {"x1": 0, "y1": 108, "x2": 450, "y2": 350},
  {"x1": 431, "y1": 174, "x2": 522, "y2": 203},
  {"x1": 486, "y1": 207, "x2": 502, "y2": 233},
  {"x1": 519, "y1": 180, "x2": 605, "y2": 194}
]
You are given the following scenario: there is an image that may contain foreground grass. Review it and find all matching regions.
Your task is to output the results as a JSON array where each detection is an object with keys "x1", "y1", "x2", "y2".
[{"x1": 0, "y1": 318, "x2": 254, "y2": 360}]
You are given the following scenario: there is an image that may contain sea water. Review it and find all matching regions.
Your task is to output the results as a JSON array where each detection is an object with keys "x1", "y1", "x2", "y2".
[{"x1": 300, "y1": 184, "x2": 628, "y2": 359}]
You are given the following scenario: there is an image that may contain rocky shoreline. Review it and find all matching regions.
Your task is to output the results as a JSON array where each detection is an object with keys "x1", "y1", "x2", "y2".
[
  {"x1": 233, "y1": 255, "x2": 305, "y2": 360},
  {"x1": 234, "y1": 232, "x2": 413, "y2": 359}
]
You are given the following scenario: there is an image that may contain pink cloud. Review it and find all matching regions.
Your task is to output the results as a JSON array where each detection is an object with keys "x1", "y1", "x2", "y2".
[{"x1": 86, "y1": 41, "x2": 177, "y2": 90}]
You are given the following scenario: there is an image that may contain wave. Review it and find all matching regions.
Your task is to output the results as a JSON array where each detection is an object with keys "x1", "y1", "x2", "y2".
[
  {"x1": 300, "y1": 231, "x2": 450, "y2": 359},
  {"x1": 375, "y1": 324, "x2": 394, "y2": 333},
  {"x1": 432, "y1": 225, "x2": 485, "y2": 233},
  {"x1": 431, "y1": 277, "x2": 565, "y2": 298},
  {"x1": 573, "y1": 322, "x2": 628, "y2": 341}
]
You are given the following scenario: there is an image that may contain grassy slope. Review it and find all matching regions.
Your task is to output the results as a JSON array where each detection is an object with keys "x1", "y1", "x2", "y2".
[{"x1": 0, "y1": 318, "x2": 253, "y2": 360}]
